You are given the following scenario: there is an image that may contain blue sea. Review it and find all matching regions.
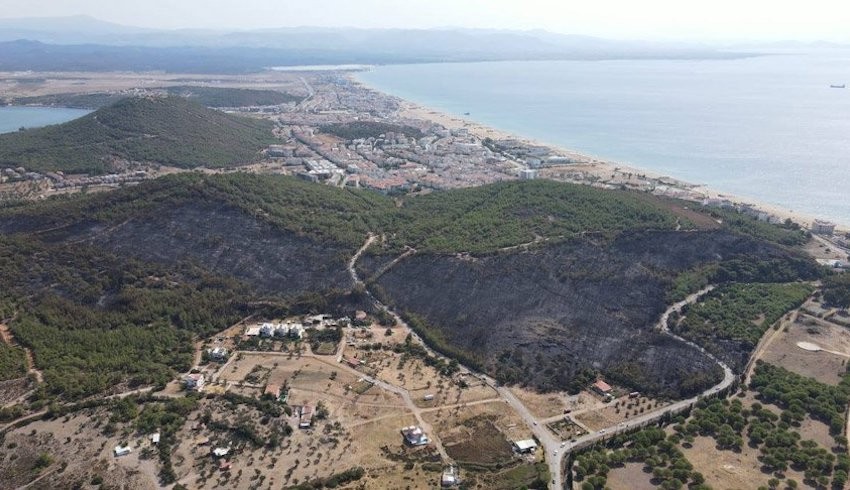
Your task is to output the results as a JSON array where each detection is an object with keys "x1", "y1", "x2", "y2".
[
  {"x1": 358, "y1": 51, "x2": 850, "y2": 226},
  {"x1": 0, "y1": 106, "x2": 90, "y2": 134}
]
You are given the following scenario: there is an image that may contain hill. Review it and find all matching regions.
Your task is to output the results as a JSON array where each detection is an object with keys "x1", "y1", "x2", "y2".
[
  {"x1": 0, "y1": 174, "x2": 822, "y2": 400},
  {"x1": 0, "y1": 96, "x2": 275, "y2": 174}
]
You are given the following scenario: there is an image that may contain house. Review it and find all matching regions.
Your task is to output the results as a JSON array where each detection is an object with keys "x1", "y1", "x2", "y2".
[
  {"x1": 288, "y1": 323, "x2": 305, "y2": 339},
  {"x1": 591, "y1": 379, "x2": 613, "y2": 397},
  {"x1": 441, "y1": 465, "x2": 459, "y2": 487},
  {"x1": 207, "y1": 346, "x2": 229, "y2": 362},
  {"x1": 812, "y1": 220, "x2": 836, "y2": 235},
  {"x1": 260, "y1": 322, "x2": 275, "y2": 337},
  {"x1": 520, "y1": 168, "x2": 538, "y2": 180},
  {"x1": 212, "y1": 447, "x2": 230, "y2": 458},
  {"x1": 113, "y1": 445, "x2": 132, "y2": 457},
  {"x1": 299, "y1": 405, "x2": 314, "y2": 428},
  {"x1": 401, "y1": 426, "x2": 430, "y2": 446},
  {"x1": 512, "y1": 439, "x2": 538, "y2": 454},
  {"x1": 183, "y1": 373, "x2": 205, "y2": 392},
  {"x1": 244, "y1": 326, "x2": 261, "y2": 337},
  {"x1": 150, "y1": 432, "x2": 161, "y2": 444},
  {"x1": 423, "y1": 394, "x2": 435, "y2": 401},
  {"x1": 343, "y1": 356, "x2": 361, "y2": 368}
]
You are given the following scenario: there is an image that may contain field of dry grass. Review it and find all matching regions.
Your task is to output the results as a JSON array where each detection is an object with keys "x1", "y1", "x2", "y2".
[
  {"x1": 0, "y1": 408, "x2": 159, "y2": 489},
  {"x1": 605, "y1": 462, "x2": 657, "y2": 490},
  {"x1": 574, "y1": 395, "x2": 665, "y2": 431},
  {"x1": 760, "y1": 317, "x2": 849, "y2": 385}
]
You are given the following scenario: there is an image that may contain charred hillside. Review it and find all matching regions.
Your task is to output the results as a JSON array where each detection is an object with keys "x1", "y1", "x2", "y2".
[
  {"x1": 0, "y1": 173, "x2": 820, "y2": 400},
  {"x1": 368, "y1": 230, "x2": 818, "y2": 398}
]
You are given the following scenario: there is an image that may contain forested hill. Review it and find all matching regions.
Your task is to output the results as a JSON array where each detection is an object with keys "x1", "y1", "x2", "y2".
[
  {"x1": 0, "y1": 96, "x2": 275, "y2": 174},
  {"x1": 0, "y1": 174, "x2": 821, "y2": 400},
  {"x1": 0, "y1": 173, "x2": 694, "y2": 251}
]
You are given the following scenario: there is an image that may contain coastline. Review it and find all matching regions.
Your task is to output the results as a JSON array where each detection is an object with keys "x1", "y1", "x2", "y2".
[{"x1": 352, "y1": 74, "x2": 849, "y2": 234}]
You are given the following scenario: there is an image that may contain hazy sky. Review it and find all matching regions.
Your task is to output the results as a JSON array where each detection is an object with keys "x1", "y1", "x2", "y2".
[{"x1": 1, "y1": 0, "x2": 848, "y2": 42}]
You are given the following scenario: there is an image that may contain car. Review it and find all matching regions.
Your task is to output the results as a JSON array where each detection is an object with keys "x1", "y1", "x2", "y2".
[
  {"x1": 533, "y1": 421, "x2": 538, "y2": 426},
  {"x1": 554, "y1": 450, "x2": 558, "y2": 455},
  {"x1": 560, "y1": 442, "x2": 566, "y2": 447},
  {"x1": 599, "y1": 429, "x2": 606, "y2": 434}
]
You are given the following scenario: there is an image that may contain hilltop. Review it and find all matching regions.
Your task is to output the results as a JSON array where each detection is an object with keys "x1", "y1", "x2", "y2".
[
  {"x1": 0, "y1": 174, "x2": 821, "y2": 400},
  {"x1": 0, "y1": 96, "x2": 275, "y2": 174}
]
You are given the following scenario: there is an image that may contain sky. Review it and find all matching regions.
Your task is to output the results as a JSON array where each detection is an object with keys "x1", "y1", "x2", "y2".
[{"x1": 0, "y1": 0, "x2": 849, "y2": 42}]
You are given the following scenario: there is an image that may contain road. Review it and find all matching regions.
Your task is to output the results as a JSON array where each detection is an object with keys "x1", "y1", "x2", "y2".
[{"x1": 346, "y1": 236, "x2": 744, "y2": 488}]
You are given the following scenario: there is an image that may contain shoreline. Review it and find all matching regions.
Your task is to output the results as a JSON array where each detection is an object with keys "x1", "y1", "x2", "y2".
[{"x1": 351, "y1": 74, "x2": 849, "y2": 233}]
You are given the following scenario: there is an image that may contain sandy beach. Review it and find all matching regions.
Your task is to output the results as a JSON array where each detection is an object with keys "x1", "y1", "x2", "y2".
[{"x1": 386, "y1": 88, "x2": 848, "y2": 234}]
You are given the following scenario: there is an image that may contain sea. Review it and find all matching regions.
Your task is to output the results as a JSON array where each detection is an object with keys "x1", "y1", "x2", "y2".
[
  {"x1": 0, "y1": 106, "x2": 90, "y2": 135},
  {"x1": 358, "y1": 50, "x2": 850, "y2": 226}
]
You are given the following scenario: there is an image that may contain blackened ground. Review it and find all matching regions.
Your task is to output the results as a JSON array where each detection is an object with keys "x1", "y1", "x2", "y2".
[{"x1": 371, "y1": 230, "x2": 807, "y2": 398}]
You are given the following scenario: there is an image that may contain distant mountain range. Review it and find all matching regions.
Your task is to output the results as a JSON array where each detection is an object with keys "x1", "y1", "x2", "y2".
[{"x1": 0, "y1": 15, "x2": 767, "y2": 73}]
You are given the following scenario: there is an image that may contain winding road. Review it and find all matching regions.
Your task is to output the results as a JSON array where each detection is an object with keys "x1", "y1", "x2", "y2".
[{"x1": 347, "y1": 236, "x2": 741, "y2": 488}]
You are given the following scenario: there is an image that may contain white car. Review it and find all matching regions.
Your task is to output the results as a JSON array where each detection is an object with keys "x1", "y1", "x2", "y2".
[{"x1": 560, "y1": 442, "x2": 566, "y2": 447}]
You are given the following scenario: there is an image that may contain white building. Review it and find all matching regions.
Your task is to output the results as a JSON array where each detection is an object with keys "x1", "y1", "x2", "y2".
[
  {"x1": 113, "y1": 445, "x2": 132, "y2": 457},
  {"x1": 401, "y1": 426, "x2": 430, "y2": 446},
  {"x1": 183, "y1": 373, "x2": 205, "y2": 391},
  {"x1": 520, "y1": 169, "x2": 538, "y2": 180},
  {"x1": 207, "y1": 346, "x2": 229, "y2": 362},
  {"x1": 513, "y1": 439, "x2": 538, "y2": 454},
  {"x1": 812, "y1": 220, "x2": 836, "y2": 235}
]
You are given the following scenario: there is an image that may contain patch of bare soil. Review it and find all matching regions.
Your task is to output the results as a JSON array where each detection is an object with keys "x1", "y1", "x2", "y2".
[
  {"x1": 606, "y1": 462, "x2": 657, "y2": 490},
  {"x1": 761, "y1": 320, "x2": 848, "y2": 385}
]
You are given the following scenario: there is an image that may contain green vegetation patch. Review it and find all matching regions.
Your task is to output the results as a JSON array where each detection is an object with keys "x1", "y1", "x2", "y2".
[
  {"x1": 676, "y1": 282, "x2": 813, "y2": 348},
  {"x1": 164, "y1": 86, "x2": 302, "y2": 107},
  {"x1": 0, "y1": 343, "x2": 27, "y2": 381},
  {"x1": 0, "y1": 236, "x2": 255, "y2": 399},
  {"x1": 574, "y1": 427, "x2": 707, "y2": 490},
  {"x1": 823, "y1": 273, "x2": 850, "y2": 309},
  {"x1": 750, "y1": 361, "x2": 850, "y2": 437},
  {"x1": 386, "y1": 179, "x2": 682, "y2": 253},
  {"x1": 321, "y1": 121, "x2": 424, "y2": 140},
  {"x1": 0, "y1": 96, "x2": 275, "y2": 174},
  {"x1": 707, "y1": 208, "x2": 809, "y2": 247},
  {"x1": 676, "y1": 396, "x2": 844, "y2": 488}
]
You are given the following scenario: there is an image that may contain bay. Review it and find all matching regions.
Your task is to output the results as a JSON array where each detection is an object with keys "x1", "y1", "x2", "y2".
[{"x1": 0, "y1": 106, "x2": 90, "y2": 134}]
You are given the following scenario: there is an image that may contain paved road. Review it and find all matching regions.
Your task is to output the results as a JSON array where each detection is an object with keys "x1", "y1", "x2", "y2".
[{"x1": 348, "y1": 236, "x2": 743, "y2": 489}]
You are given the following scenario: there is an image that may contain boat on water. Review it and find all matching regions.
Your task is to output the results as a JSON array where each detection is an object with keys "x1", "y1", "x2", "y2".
[{"x1": 830, "y1": 84, "x2": 846, "y2": 88}]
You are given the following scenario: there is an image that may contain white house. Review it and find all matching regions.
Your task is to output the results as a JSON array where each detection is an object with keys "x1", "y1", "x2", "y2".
[
  {"x1": 114, "y1": 445, "x2": 132, "y2": 457},
  {"x1": 184, "y1": 373, "x2": 205, "y2": 391}
]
